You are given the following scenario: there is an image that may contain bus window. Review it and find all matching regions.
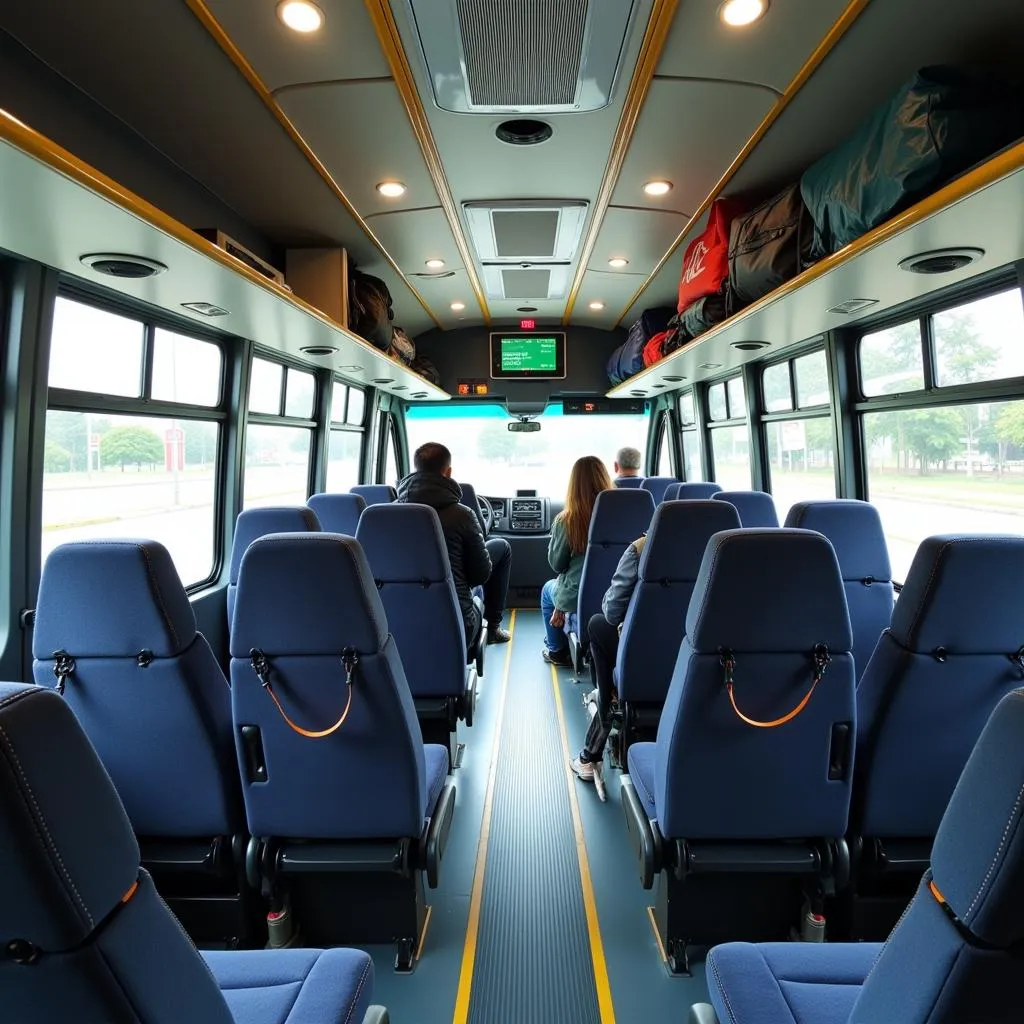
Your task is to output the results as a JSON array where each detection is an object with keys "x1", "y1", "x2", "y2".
[
  {"x1": 933, "y1": 289, "x2": 1024, "y2": 388},
  {"x1": 48, "y1": 298, "x2": 143, "y2": 396},
  {"x1": 151, "y1": 329, "x2": 222, "y2": 406},
  {"x1": 678, "y1": 390, "x2": 704, "y2": 481},
  {"x1": 325, "y1": 381, "x2": 364, "y2": 491},
  {"x1": 708, "y1": 376, "x2": 750, "y2": 488},
  {"x1": 860, "y1": 322, "x2": 924, "y2": 397},
  {"x1": 656, "y1": 417, "x2": 672, "y2": 475},
  {"x1": 383, "y1": 418, "x2": 400, "y2": 487}
]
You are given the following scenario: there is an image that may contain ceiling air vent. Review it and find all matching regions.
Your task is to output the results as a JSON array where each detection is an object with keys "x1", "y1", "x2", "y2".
[{"x1": 406, "y1": 0, "x2": 637, "y2": 113}]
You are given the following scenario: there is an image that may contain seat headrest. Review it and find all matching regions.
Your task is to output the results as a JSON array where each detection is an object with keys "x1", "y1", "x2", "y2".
[
  {"x1": 230, "y1": 534, "x2": 388, "y2": 657},
  {"x1": 306, "y1": 492, "x2": 366, "y2": 534},
  {"x1": 931, "y1": 688, "x2": 1024, "y2": 947},
  {"x1": 34, "y1": 540, "x2": 195, "y2": 659},
  {"x1": 667, "y1": 481, "x2": 723, "y2": 501},
  {"x1": 890, "y1": 535, "x2": 1024, "y2": 652},
  {"x1": 713, "y1": 491, "x2": 780, "y2": 528},
  {"x1": 640, "y1": 476, "x2": 677, "y2": 503},
  {"x1": 0, "y1": 684, "x2": 139, "y2": 952},
  {"x1": 784, "y1": 500, "x2": 891, "y2": 582},
  {"x1": 588, "y1": 489, "x2": 655, "y2": 545},
  {"x1": 229, "y1": 507, "x2": 320, "y2": 583},
  {"x1": 356, "y1": 503, "x2": 450, "y2": 581},
  {"x1": 351, "y1": 484, "x2": 397, "y2": 505},
  {"x1": 638, "y1": 500, "x2": 741, "y2": 582},
  {"x1": 687, "y1": 529, "x2": 852, "y2": 653}
]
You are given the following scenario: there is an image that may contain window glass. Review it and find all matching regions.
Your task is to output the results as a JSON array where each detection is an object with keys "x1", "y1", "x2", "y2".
[
  {"x1": 285, "y1": 367, "x2": 315, "y2": 419},
  {"x1": 346, "y1": 388, "x2": 365, "y2": 426},
  {"x1": 763, "y1": 362, "x2": 792, "y2": 413},
  {"x1": 48, "y1": 298, "x2": 143, "y2": 396},
  {"x1": 708, "y1": 383, "x2": 728, "y2": 422},
  {"x1": 249, "y1": 358, "x2": 282, "y2": 414},
  {"x1": 766, "y1": 416, "x2": 836, "y2": 518},
  {"x1": 727, "y1": 376, "x2": 746, "y2": 419},
  {"x1": 794, "y1": 350, "x2": 829, "y2": 408},
  {"x1": 860, "y1": 323, "x2": 924, "y2": 397},
  {"x1": 384, "y1": 423, "x2": 400, "y2": 487},
  {"x1": 710, "y1": 425, "x2": 751, "y2": 489},
  {"x1": 679, "y1": 391, "x2": 696, "y2": 426},
  {"x1": 326, "y1": 430, "x2": 361, "y2": 491},
  {"x1": 242, "y1": 424, "x2": 311, "y2": 508},
  {"x1": 657, "y1": 422, "x2": 672, "y2": 475},
  {"x1": 152, "y1": 329, "x2": 222, "y2": 406},
  {"x1": 42, "y1": 410, "x2": 217, "y2": 586},
  {"x1": 330, "y1": 383, "x2": 348, "y2": 424},
  {"x1": 864, "y1": 398, "x2": 1024, "y2": 581},
  {"x1": 933, "y1": 290, "x2": 1024, "y2": 388},
  {"x1": 682, "y1": 431, "x2": 703, "y2": 481}
]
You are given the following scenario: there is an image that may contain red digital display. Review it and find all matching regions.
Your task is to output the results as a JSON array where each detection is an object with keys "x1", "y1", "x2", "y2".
[
  {"x1": 519, "y1": 318, "x2": 536, "y2": 330},
  {"x1": 474, "y1": 384, "x2": 489, "y2": 395},
  {"x1": 457, "y1": 383, "x2": 471, "y2": 396}
]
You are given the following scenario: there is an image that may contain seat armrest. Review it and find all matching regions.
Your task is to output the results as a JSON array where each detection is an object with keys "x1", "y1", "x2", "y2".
[
  {"x1": 462, "y1": 666, "x2": 478, "y2": 727},
  {"x1": 688, "y1": 1004, "x2": 719, "y2": 1024},
  {"x1": 363, "y1": 1007, "x2": 390, "y2": 1024},
  {"x1": 423, "y1": 780, "x2": 456, "y2": 888},
  {"x1": 620, "y1": 775, "x2": 662, "y2": 889}
]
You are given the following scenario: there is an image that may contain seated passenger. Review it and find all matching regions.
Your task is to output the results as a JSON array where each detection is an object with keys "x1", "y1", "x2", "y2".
[
  {"x1": 541, "y1": 456, "x2": 613, "y2": 666},
  {"x1": 570, "y1": 534, "x2": 644, "y2": 792},
  {"x1": 397, "y1": 442, "x2": 511, "y2": 648},
  {"x1": 613, "y1": 445, "x2": 643, "y2": 486}
]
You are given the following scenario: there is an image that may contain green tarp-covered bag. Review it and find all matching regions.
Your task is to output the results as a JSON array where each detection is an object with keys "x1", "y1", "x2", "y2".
[{"x1": 800, "y1": 66, "x2": 1024, "y2": 260}]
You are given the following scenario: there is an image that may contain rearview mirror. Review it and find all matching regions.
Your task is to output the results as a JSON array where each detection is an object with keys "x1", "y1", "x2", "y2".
[{"x1": 508, "y1": 420, "x2": 541, "y2": 433}]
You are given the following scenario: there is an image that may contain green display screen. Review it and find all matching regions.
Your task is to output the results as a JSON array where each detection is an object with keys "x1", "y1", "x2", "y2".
[{"x1": 500, "y1": 335, "x2": 559, "y2": 372}]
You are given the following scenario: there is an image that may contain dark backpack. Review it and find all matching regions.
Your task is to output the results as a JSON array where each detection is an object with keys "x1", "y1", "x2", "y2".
[
  {"x1": 410, "y1": 355, "x2": 441, "y2": 386},
  {"x1": 348, "y1": 269, "x2": 394, "y2": 350}
]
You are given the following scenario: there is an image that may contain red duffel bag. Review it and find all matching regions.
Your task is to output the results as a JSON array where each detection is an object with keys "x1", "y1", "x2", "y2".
[
  {"x1": 642, "y1": 328, "x2": 675, "y2": 367},
  {"x1": 677, "y1": 197, "x2": 743, "y2": 313}
]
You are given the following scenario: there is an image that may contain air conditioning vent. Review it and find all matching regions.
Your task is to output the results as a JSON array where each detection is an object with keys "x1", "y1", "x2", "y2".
[{"x1": 406, "y1": 0, "x2": 637, "y2": 113}]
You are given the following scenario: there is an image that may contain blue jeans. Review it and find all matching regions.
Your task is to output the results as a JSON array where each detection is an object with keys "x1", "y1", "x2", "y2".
[{"x1": 541, "y1": 579, "x2": 569, "y2": 653}]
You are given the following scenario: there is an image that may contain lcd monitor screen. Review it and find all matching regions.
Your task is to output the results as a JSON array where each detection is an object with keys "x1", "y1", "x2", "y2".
[{"x1": 489, "y1": 332, "x2": 566, "y2": 379}]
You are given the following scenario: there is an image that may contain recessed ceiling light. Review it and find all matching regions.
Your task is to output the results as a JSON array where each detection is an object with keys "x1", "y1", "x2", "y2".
[
  {"x1": 411, "y1": 391, "x2": 428, "y2": 398},
  {"x1": 338, "y1": 365, "x2": 364, "y2": 373},
  {"x1": 372, "y1": 378, "x2": 395, "y2": 385},
  {"x1": 450, "y1": 301, "x2": 466, "y2": 311},
  {"x1": 897, "y1": 247, "x2": 984, "y2": 275},
  {"x1": 517, "y1": 305, "x2": 538, "y2": 313},
  {"x1": 299, "y1": 344, "x2": 337, "y2": 356},
  {"x1": 376, "y1": 180, "x2": 406, "y2": 198},
  {"x1": 732, "y1": 340, "x2": 770, "y2": 351},
  {"x1": 425, "y1": 258, "x2": 445, "y2": 269},
  {"x1": 277, "y1": 0, "x2": 324, "y2": 33},
  {"x1": 719, "y1": 0, "x2": 768, "y2": 27},
  {"x1": 80, "y1": 253, "x2": 166, "y2": 278},
  {"x1": 608, "y1": 257, "x2": 629, "y2": 268},
  {"x1": 643, "y1": 180, "x2": 673, "y2": 197},
  {"x1": 588, "y1": 301, "x2": 606, "y2": 310}
]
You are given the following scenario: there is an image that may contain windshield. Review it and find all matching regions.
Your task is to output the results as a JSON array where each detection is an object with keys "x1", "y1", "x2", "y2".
[{"x1": 405, "y1": 402, "x2": 650, "y2": 496}]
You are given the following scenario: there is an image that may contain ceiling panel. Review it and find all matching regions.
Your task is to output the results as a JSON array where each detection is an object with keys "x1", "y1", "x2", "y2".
[
  {"x1": 611, "y1": 79, "x2": 774, "y2": 214},
  {"x1": 204, "y1": 0, "x2": 391, "y2": 89},
  {"x1": 277, "y1": 80, "x2": 439, "y2": 216},
  {"x1": 656, "y1": 0, "x2": 852, "y2": 92},
  {"x1": 575, "y1": 269, "x2": 667, "y2": 329},
  {"x1": 364, "y1": 206, "x2": 464, "y2": 273},
  {"x1": 588, "y1": 206, "x2": 690, "y2": 275}
]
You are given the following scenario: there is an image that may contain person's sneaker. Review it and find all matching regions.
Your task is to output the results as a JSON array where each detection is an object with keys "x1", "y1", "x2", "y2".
[
  {"x1": 570, "y1": 756, "x2": 594, "y2": 782},
  {"x1": 592, "y1": 760, "x2": 607, "y2": 802},
  {"x1": 542, "y1": 647, "x2": 572, "y2": 667},
  {"x1": 487, "y1": 626, "x2": 511, "y2": 645}
]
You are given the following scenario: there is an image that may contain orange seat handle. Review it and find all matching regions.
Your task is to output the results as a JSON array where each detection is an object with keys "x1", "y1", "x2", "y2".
[{"x1": 720, "y1": 644, "x2": 831, "y2": 729}]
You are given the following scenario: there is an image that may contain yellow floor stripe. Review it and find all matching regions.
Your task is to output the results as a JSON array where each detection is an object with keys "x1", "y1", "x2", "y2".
[
  {"x1": 451, "y1": 608, "x2": 517, "y2": 1024},
  {"x1": 550, "y1": 663, "x2": 617, "y2": 1024}
]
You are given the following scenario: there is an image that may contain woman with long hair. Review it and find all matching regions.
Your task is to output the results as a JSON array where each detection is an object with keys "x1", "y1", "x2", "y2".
[{"x1": 540, "y1": 455, "x2": 613, "y2": 665}]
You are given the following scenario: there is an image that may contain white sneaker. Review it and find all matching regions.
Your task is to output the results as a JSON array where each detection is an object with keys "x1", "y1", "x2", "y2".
[
  {"x1": 592, "y1": 760, "x2": 607, "y2": 802},
  {"x1": 570, "y1": 756, "x2": 594, "y2": 782}
]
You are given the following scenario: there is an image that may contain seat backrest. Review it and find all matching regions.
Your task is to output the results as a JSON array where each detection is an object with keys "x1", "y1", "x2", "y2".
[
  {"x1": 577, "y1": 489, "x2": 655, "y2": 646},
  {"x1": 0, "y1": 682, "x2": 235, "y2": 1023},
  {"x1": 227, "y1": 507, "x2": 320, "y2": 622},
  {"x1": 351, "y1": 484, "x2": 397, "y2": 506},
  {"x1": 230, "y1": 533, "x2": 427, "y2": 839},
  {"x1": 307, "y1": 491, "x2": 366, "y2": 535},
  {"x1": 614, "y1": 476, "x2": 645, "y2": 489},
  {"x1": 784, "y1": 499, "x2": 893, "y2": 681},
  {"x1": 617, "y1": 500, "x2": 741, "y2": 704},
  {"x1": 850, "y1": 688, "x2": 1024, "y2": 1023},
  {"x1": 665, "y1": 481, "x2": 723, "y2": 501},
  {"x1": 356, "y1": 504, "x2": 466, "y2": 697},
  {"x1": 32, "y1": 540, "x2": 242, "y2": 839},
  {"x1": 456, "y1": 481, "x2": 487, "y2": 536},
  {"x1": 640, "y1": 476, "x2": 677, "y2": 504},
  {"x1": 655, "y1": 528, "x2": 855, "y2": 839},
  {"x1": 714, "y1": 490, "x2": 779, "y2": 527},
  {"x1": 854, "y1": 534, "x2": 1024, "y2": 840}
]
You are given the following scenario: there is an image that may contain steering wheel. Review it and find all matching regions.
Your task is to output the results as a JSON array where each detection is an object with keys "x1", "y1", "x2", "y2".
[{"x1": 477, "y1": 495, "x2": 494, "y2": 536}]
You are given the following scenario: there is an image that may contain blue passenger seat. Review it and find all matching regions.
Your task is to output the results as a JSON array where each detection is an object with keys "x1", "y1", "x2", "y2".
[
  {"x1": 713, "y1": 489, "x2": 780, "y2": 527},
  {"x1": 33, "y1": 539, "x2": 250, "y2": 945},
  {"x1": 640, "y1": 475, "x2": 677, "y2": 504},
  {"x1": 307, "y1": 491, "x2": 366, "y2": 534},
  {"x1": 351, "y1": 484, "x2": 397, "y2": 506},
  {"x1": 227, "y1": 507, "x2": 320, "y2": 623},
  {"x1": 357, "y1": 503, "x2": 477, "y2": 766},
  {"x1": 664, "y1": 481, "x2": 723, "y2": 501},
  {"x1": 615, "y1": 500, "x2": 740, "y2": 761},
  {"x1": 0, "y1": 681, "x2": 387, "y2": 1024},
  {"x1": 785, "y1": 499, "x2": 893, "y2": 682},
  {"x1": 456, "y1": 480, "x2": 488, "y2": 535},
  {"x1": 692, "y1": 686, "x2": 1024, "y2": 1024},
  {"x1": 621, "y1": 529, "x2": 855, "y2": 973},
  {"x1": 229, "y1": 533, "x2": 455, "y2": 967},
  {"x1": 848, "y1": 533, "x2": 1024, "y2": 939},
  {"x1": 614, "y1": 475, "x2": 646, "y2": 488}
]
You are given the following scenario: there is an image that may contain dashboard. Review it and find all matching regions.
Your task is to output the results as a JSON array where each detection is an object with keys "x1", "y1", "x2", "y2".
[{"x1": 482, "y1": 496, "x2": 559, "y2": 535}]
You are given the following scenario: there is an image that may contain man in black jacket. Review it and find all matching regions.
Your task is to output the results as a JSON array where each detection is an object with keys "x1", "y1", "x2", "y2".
[{"x1": 396, "y1": 442, "x2": 511, "y2": 651}]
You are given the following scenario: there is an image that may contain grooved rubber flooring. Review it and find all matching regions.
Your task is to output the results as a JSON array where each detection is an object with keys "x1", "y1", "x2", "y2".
[{"x1": 467, "y1": 613, "x2": 601, "y2": 1023}]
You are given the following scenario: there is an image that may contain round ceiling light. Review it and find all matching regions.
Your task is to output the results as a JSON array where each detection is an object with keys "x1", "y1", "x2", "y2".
[
  {"x1": 643, "y1": 180, "x2": 673, "y2": 197},
  {"x1": 608, "y1": 257, "x2": 629, "y2": 268},
  {"x1": 495, "y1": 119, "x2": 553, "y2": 146},
  {"x1": 731, "y1": 340, "x2": 770, "y2": 351},
  {"x1": 719, "y1": 0, "x2": 769, "y2": 27},
  {"x1": 80, "y1": 253, "x2": 167, "y2": 279},
  {"x1": 517, "y1": 305, "x2": 538, "y2": 313},
  {"x1": 277, "y1": 1, "x2": 324, "y2": 33},
  {"x1": 425, "y1": 258, "x2": 445, "y2": 269},
  {"x1": 450, "y1": 301, "x2": 466, "y2": 311},
  {"x1": 897, "y1": 247, "x2": 984, "y2": 275},
  {"x1": 376, "y1": 180, "x2": 406, "y2": 198},
  {"x1": 588, "y1": 301, "x2": 606, "y2": 311},
  {"x1": 299, "y1": 345, "x2": 337, "y2": 356}
]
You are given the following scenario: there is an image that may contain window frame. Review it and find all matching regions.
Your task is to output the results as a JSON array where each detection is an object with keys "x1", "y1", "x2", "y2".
[{"x1": 325, "y1": 377, "x2": 366, "y2": 492}]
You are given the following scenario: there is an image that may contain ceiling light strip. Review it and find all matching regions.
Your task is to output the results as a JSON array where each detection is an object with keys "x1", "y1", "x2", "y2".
[
  {"x1": 614, "y1": 0, "x2": 874, "y2": 327},
  {"x1": 181, "y1": 0, "x2": 442, "y2": 329},
  {"x1": 363, "y1": 0, "x2": 491, "y2": 325},
  {"x1": 562, "y1": 0, "x2": 681, "y2": 325}
]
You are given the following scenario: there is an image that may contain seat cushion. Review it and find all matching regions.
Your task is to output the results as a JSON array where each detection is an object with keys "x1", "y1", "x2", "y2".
[
  {"x1": 627, "y1": 742, "x2": 657, "y2": 820},
  {"x1": 707, "y1": 942, "x2": 881, "y2": 1024},
  {"x1": 424, "y1": 743, "x2": 449, "y2": 817},
  {"x1": 203, "y1": 948, "x2": 373, "y2": 1024}
]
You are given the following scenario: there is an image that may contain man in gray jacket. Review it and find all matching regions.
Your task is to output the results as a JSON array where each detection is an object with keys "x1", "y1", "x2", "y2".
[{"x1": 570, "y1": 533, "x2": 645, "y2": 798}]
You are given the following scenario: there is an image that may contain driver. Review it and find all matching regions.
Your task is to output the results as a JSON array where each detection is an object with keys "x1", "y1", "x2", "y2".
[{"x1": 397, "y1": 442, "x2": 512, "y2": 651}]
